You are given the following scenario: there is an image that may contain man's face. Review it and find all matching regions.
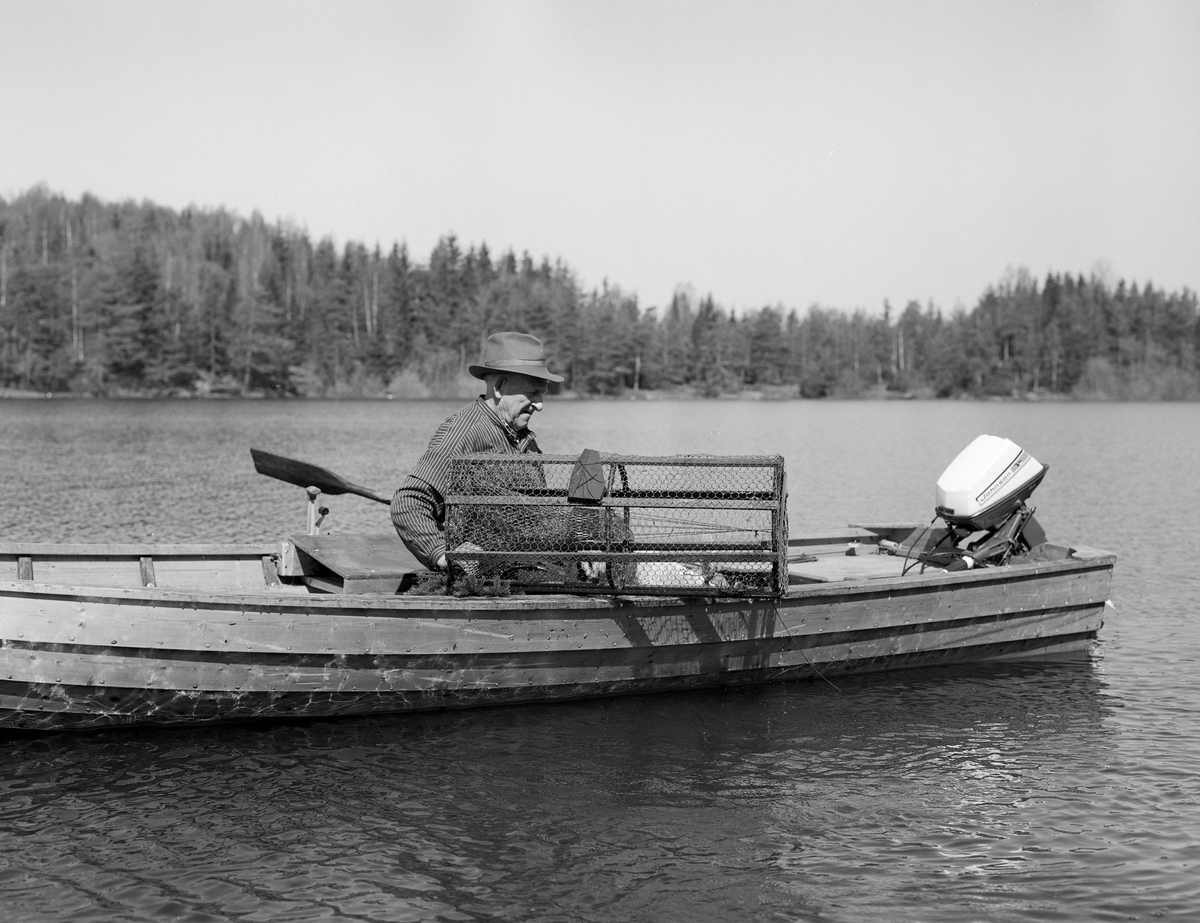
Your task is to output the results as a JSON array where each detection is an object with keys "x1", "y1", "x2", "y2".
[{"x1": 495, "y1": 374, "x2": 546, "y2": 430}]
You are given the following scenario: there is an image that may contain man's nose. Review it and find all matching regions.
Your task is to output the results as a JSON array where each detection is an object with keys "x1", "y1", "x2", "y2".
[{"x1": 529, "y1": 400, "x2": 544, "y2": 412}]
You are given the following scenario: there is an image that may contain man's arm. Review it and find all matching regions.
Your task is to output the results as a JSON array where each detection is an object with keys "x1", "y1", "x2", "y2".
[
  {"x1": 391, "y1": 477, "x2": 447, "y2": 570},
  {"x1": 393, "y1": 399, "x2": 534, "y2": 571}
]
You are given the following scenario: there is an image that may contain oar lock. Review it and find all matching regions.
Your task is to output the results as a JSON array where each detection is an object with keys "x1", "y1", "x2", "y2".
[{"x1": 305, "y1": 486, "x2": 330, "y2": 536}]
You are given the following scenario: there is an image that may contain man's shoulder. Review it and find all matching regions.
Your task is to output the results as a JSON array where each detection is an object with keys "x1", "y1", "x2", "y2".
[{"x1": 429, "y1": 398, "x2": 498, "y2": 446}]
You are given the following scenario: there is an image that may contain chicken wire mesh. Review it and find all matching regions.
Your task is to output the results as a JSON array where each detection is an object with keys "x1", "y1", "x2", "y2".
[{"x1": 444, "y1": 452, "x2": 787, "y2": 597}]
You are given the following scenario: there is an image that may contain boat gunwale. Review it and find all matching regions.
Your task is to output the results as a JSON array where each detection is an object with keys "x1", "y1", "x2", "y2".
[
  {"x1": 0, "y1": 542, "x2": 280, "y2": 557},
  {"x1": 0, "y1": 547, "x2": 1116, "y2": 614}
]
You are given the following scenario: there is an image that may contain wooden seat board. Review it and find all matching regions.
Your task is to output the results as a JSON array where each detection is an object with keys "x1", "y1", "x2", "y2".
[
  {"x1": 788, "y1": 552, "x2": 914, "y2": 583},
  {"x1": 290, "y1": 532, "x2": 423, "y2": 580}
]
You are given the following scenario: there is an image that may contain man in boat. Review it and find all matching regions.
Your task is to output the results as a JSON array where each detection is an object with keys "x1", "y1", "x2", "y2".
[{"x1": 391, "y1": 331, "x2": 564, "y2": 571}]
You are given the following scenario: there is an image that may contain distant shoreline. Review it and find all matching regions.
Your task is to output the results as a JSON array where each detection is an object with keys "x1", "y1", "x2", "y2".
[
  {"x1": 5, "y1": 189, "x2": 1196, "y2": 404},
  {"x1": 2, "y1": 387, "x2": 1172, "y2": 403}
]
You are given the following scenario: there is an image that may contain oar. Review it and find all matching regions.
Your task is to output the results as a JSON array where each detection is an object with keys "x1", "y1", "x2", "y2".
[{"x1": 250, "y1": 448, "x2": 392, "y2": 504}]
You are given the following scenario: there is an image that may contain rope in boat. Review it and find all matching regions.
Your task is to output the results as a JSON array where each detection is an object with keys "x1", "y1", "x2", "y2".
[
  {"x1": 901, "y1": 515, "x2": 946, "y2": 576},
  {"x1": 775, "y1": 609, "x2": 841, "y2": 692}
]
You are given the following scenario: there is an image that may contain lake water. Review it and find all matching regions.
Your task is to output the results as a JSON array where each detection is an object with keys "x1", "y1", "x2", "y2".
[{"x1": 1, "y1": 397, "x2": 1198, "y2": 922}]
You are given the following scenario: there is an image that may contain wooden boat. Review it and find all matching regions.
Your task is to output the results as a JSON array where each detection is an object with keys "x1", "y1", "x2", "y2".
[{"x1": 0, "y1": 524, "x2": 1115, "y2": 732}]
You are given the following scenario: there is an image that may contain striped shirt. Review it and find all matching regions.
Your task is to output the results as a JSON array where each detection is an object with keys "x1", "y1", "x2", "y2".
[{"x1": 391, "y1": 397, "x2": 541, "y2": 569}]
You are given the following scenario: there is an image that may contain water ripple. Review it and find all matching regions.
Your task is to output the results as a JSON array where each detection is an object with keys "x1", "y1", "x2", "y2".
[{"x1": 3, "y1": 399, "x2": 1200, "y2": 921}]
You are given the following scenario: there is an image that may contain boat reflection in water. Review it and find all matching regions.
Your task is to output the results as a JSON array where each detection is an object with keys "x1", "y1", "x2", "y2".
[{"x1": 590, "y1": 661, "x2": 1118, "y2": 919}]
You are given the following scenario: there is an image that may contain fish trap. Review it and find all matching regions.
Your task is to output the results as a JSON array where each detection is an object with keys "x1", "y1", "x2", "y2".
[{"x1": 444, "y1": 451, "x2": 788, "y2": 597}]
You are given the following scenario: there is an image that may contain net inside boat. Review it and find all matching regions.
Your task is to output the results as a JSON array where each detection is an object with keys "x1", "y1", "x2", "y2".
[{"x1": 444, "y1": 452, "x2": 788, "y2": 597}]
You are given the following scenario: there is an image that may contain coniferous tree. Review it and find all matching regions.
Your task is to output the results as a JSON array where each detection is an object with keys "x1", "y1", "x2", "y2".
[{"x1": 1, "y1": 187, "x2": 1197, "y2": 400}]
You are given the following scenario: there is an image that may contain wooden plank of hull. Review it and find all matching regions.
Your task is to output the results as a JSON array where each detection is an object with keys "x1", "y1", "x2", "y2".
[
  {"x1": 0, "y1": 545, "x2": 1114, "y2": 731},
  {"x1": 0, "y1": 558, "x2": 1111, "y2": 658},
  {"x1": 0, "y1": 545, "x2": 1113, "y2": 609},
  {"x1": 0, "y1": 602, "x2": 1104, "y2": 691},
  {"x1": 0, "y1": 617, "x2": 1100, "y2": 732}
]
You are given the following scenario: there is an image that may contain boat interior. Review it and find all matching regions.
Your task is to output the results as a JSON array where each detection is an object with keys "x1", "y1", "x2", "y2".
[{"x1": 0, "y1": 523, "x2": 986, "y2": 596}]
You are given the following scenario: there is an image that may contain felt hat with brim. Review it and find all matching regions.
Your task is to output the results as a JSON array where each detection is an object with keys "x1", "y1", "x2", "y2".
[{"x1": 468, "y1": 332, "x2": 564, "y2": 383}]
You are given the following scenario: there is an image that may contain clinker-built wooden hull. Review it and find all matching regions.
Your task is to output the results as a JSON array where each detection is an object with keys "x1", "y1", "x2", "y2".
[{"x1": 0, "y1": 530, "x2": 1115, "y2": 732}]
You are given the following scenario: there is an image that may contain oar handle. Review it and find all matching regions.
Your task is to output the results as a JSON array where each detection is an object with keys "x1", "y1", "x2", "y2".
[{"x1": 342, "y1": 484, "x2": 393, "y2": 505}]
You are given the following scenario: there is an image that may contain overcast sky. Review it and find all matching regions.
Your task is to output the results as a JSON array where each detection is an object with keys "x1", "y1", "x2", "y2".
[{"x1": 3, "y1": 0, "x2": 1198, "y2": 314}]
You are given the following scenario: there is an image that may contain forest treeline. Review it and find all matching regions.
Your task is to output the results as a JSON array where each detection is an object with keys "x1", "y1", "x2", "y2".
[{"x1": 2, "y1": 186, "x2": 1198, "y2": 400}]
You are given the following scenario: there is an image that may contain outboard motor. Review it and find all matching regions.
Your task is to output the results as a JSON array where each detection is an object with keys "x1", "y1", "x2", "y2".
[
  {"x1": 919, "y1": 435, "x2": 1049, "y2": 571},
  {"x1": 936, "y1": 435, "x2": 1047, "y2": 531}
]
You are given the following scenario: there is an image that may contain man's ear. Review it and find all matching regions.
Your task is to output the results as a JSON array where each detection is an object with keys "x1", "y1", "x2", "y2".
[{"x1": 493, "y1": 376, "x2": 506, "y2": 397}]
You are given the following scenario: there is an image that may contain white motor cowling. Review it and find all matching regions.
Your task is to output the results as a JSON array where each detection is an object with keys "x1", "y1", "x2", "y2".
[{"x1": 935, "y1": 435, "x2": 1047, "y2": 532}]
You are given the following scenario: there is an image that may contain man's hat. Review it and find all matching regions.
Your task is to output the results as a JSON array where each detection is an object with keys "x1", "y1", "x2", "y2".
[{"x1": 468, "y1": 332, "x2": 564, "y2": 383}]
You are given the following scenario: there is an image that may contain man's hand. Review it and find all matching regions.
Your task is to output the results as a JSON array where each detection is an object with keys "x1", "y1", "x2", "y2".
[{"x1": 446, "y1": 543, "x2": 484, "y2": 578}]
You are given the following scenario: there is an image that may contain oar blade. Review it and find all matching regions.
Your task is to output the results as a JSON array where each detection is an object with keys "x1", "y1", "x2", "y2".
[
  {"x1": 251, "y1": 448, "x2": 353, "y2": 495},
  {"x1": 250, "y1": 448, "x2": 393, "y2": 504}
]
